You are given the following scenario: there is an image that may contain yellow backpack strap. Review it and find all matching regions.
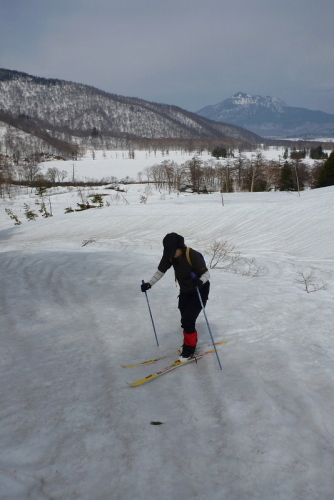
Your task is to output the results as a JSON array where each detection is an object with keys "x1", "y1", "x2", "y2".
[
  {"x1": 186, "y1": 247, "x2": 193, "y2": 267},
  {"x1": 172, "y1": 248, "x2": 193, "y2": 282}
]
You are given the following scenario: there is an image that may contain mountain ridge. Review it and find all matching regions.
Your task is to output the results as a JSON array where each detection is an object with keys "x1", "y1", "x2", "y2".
[
  {"x1": 197, "y1": 92, "x2": 334, "y2": 138},
  {"x1": 0, "y1": 69, "x2": 263, "y2": 148}
]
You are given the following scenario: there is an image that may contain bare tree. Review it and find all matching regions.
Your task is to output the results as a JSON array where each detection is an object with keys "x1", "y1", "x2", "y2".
[
  {"x1": 294, "y1": 269, "x2": 328, "y2": 293},
  {"x1": 161, "y1": 160, "x2": 175, "y2": 193},
  {"x1": 293, "y1": 158, "x2": 301, "y2": 196},
  {"x1": 173, "y1": 163, "x2": 187, "y2": 191},
  {"x1": 251, "y1": 152, "x2": 265, "y2": 192},
  {"x1": 21, "y1": 161, "x2": 41, "y2": 185},
  {"x1": 239, "y1": 258, "x2": 264, "y2": 277},
  {"x1": 263, "y1": 161, "x2": 281, "y2": 191},
  {"x1": 59, "y1": 170, "x2": 68, "y2": 182},
  {"x1": 187, "y1": 156, "x2": 203, "y2": 192},
  {"x1": 0, "y1": 155, "x2": 14, "y2": 197},
  {"x1": 208, "y1": 240, "x2": 242, "y2": 269},
  {"x1": 46, "y1": 167, "x2": 60, "y2": 183},
  {"x1": 234, "y1": 152, "x2": 247, "y2": 190},
  {"x1": 142, "y1": 167, "x2": 152, "y2": 184}
]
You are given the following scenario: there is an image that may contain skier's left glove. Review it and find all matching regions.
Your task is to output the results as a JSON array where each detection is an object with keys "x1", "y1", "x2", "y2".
[{"x1": 192, "y1": 277, "x2": 203, "y2": 289}]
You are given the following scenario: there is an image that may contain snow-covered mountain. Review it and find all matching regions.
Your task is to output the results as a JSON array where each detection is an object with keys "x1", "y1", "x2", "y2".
[
  {"x1": 0, "y1": 70, "x2": 262, "y2": 148},
  {"x1": 197, "y1": 92, "x2": 334, "y2": 138}
]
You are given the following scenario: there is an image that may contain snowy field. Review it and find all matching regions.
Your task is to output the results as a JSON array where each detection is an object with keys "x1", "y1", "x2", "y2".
[
  {"x1": 1, "y1": 157, "x2": 334, "y2": 499},
  {"x1": 38, "y1": 145, "x2": 331, "y2": 183}
]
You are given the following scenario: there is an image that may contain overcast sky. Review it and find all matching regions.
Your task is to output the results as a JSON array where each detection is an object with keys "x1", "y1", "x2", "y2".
[{"x1": 1, "y1": 0, "x2": 334, "y2": 113}]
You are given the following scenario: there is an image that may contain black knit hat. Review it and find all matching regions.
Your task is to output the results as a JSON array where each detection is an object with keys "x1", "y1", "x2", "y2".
[{"x1": 162, "y1": 233, "x2": 185, "y2": 259}]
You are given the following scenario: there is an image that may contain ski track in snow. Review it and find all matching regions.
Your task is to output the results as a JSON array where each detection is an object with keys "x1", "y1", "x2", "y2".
[{"x1": 1, "y1": 169, "x2": 334, "y2": 498}]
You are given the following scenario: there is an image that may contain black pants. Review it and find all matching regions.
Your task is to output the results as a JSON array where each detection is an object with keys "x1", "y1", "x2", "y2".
[{"x1": 178, "y1": 282, "x2": 210, "y2": 334}]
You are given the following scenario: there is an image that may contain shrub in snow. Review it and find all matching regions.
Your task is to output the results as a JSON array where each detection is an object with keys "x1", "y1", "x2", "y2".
[
  {"x1": 91, "y1": 194, "x2": 104, "y2": 207},
  {"x1": 208, "y1": 239, "x2": 241, "y2": 270},
  {"x1": 24, "y1": 203, "x2": 38, "y2": 221},
  {"x1": 5, "y1": 208, "x2": 22, "y2": 225},
  {"x1": 294, "y1": 269, "x2": 328, "y2": 293}
]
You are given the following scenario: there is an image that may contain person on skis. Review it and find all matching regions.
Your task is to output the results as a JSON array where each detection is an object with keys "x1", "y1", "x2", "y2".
[{"x1": 141, "y1": 232, "x2": 210, "y2": 362}]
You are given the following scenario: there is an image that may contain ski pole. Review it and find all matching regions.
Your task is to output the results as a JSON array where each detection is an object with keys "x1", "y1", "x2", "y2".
[
  {"x1": 142, "y1": 280, "x2": 159, "y2": 347},
  {"x1": 191, "y1": 272, "x2": 222, "y2": 370}
]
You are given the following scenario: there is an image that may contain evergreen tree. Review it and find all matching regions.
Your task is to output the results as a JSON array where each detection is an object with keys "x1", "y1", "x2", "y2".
[
  {"x1": 5, "y1": 208, "x2": 22, "y2": 225},
  {"x1": 279, "y1": 162, "x2": 295, "y2": 191},
  {"x1": 35, "y1": 184, "x2": 47, "y2": 197},
  {"x1": 310, "y1": 145, "x2": 328, "y2": 160},
  {"x1": 212, "y1": 146, "x2": 227, "y2": 159},
  {"x1": 317, "y1": 151, "x2": 334, "y2": 187},
  {"x1": 24, "y1": 203, "x2": 38, "y2": 221},
  {"x1": 290, "y1": 148, "x2": 306, "y2": 159},
  {"x1": 91, "y1": 194, "x2": 104, "y2": 207}
]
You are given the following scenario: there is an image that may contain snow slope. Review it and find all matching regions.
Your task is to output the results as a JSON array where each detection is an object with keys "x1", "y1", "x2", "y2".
[{"x1": 1, "y1": 170, "x2": 334, "y2": 499}]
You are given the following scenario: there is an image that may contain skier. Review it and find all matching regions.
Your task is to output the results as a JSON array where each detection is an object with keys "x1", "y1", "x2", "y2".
[{"x1": 141, "y1": 232, "x2": 210, "y2": 362}]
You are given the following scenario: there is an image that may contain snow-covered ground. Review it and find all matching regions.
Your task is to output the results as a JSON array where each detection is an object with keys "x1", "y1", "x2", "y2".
[
  {"x1": 41, "y1": 149, "x2": 211, "y2": 183},
  {"x1": 38, "y1": 145, "x2": 332, "y2": 183},
  {"x1": 1, "y1": 156, "x2": 334, "y2": 499}
]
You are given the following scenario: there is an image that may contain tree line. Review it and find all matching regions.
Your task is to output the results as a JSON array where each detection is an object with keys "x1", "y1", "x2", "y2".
[
  {"x1": 1, "y1": 122, "x2": 333, "y2": 198},
  {"x1": 138, "y1": 151, "x2": 333, "y2": 193}
]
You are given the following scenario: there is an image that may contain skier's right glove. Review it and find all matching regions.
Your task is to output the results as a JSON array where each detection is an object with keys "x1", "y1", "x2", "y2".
[{"x1": 141, "y1": 282, "x2": 151, "y2": 292}]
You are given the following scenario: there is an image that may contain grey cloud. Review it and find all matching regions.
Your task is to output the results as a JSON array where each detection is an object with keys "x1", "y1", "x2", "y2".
[{"x1": 1, "y1": 0, "x2": 334, "y2": 113}]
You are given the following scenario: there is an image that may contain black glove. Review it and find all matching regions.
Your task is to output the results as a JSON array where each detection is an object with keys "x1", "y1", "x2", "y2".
[
  {"x1": 141, "y1": 282, "x2": 151, "y2": 292},
  {"x1": 192, "y1": 277, "x2": 203, "y2": 289}
]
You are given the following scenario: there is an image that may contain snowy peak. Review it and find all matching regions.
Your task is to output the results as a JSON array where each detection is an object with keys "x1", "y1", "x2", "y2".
[
  {"x1": 200, "y1": 92, "x2": 287, "y2": 118},
  {"x1": 197, "y1": 92, "x2": 334, "y2": 138},
  {"x1": 226, "y1": 92, "x2": 288, "y2": 113}
]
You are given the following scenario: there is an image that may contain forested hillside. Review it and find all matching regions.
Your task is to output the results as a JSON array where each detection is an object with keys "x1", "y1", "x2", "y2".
[{"x1": 0, "y1": 69, "x2": 262, "y2": 149}]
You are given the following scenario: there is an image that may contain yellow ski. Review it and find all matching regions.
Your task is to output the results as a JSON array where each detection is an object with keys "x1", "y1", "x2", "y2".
[
  {"x1": 127, "y1": 347, "x2": 224, "y2": 387},
  {"x1": 122, "y1": 341, "x2": 227, "y2": 368}
]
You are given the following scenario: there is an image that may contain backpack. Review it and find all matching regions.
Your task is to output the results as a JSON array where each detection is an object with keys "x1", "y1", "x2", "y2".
[
  {"x1": 185, "y1": 247, "x2": 206, "y2": 270},
  {"x1": 170, "y1": 247, "x2": 206, "y2": 282}
]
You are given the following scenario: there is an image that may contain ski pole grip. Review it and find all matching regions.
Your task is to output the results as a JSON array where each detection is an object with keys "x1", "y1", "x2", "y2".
[
  {"x1": 142, "y1": 279, "x2": 145, "y2": 284},
  {"x1": 190, "y1": 272, "x2": 196, "y2": 279}
]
